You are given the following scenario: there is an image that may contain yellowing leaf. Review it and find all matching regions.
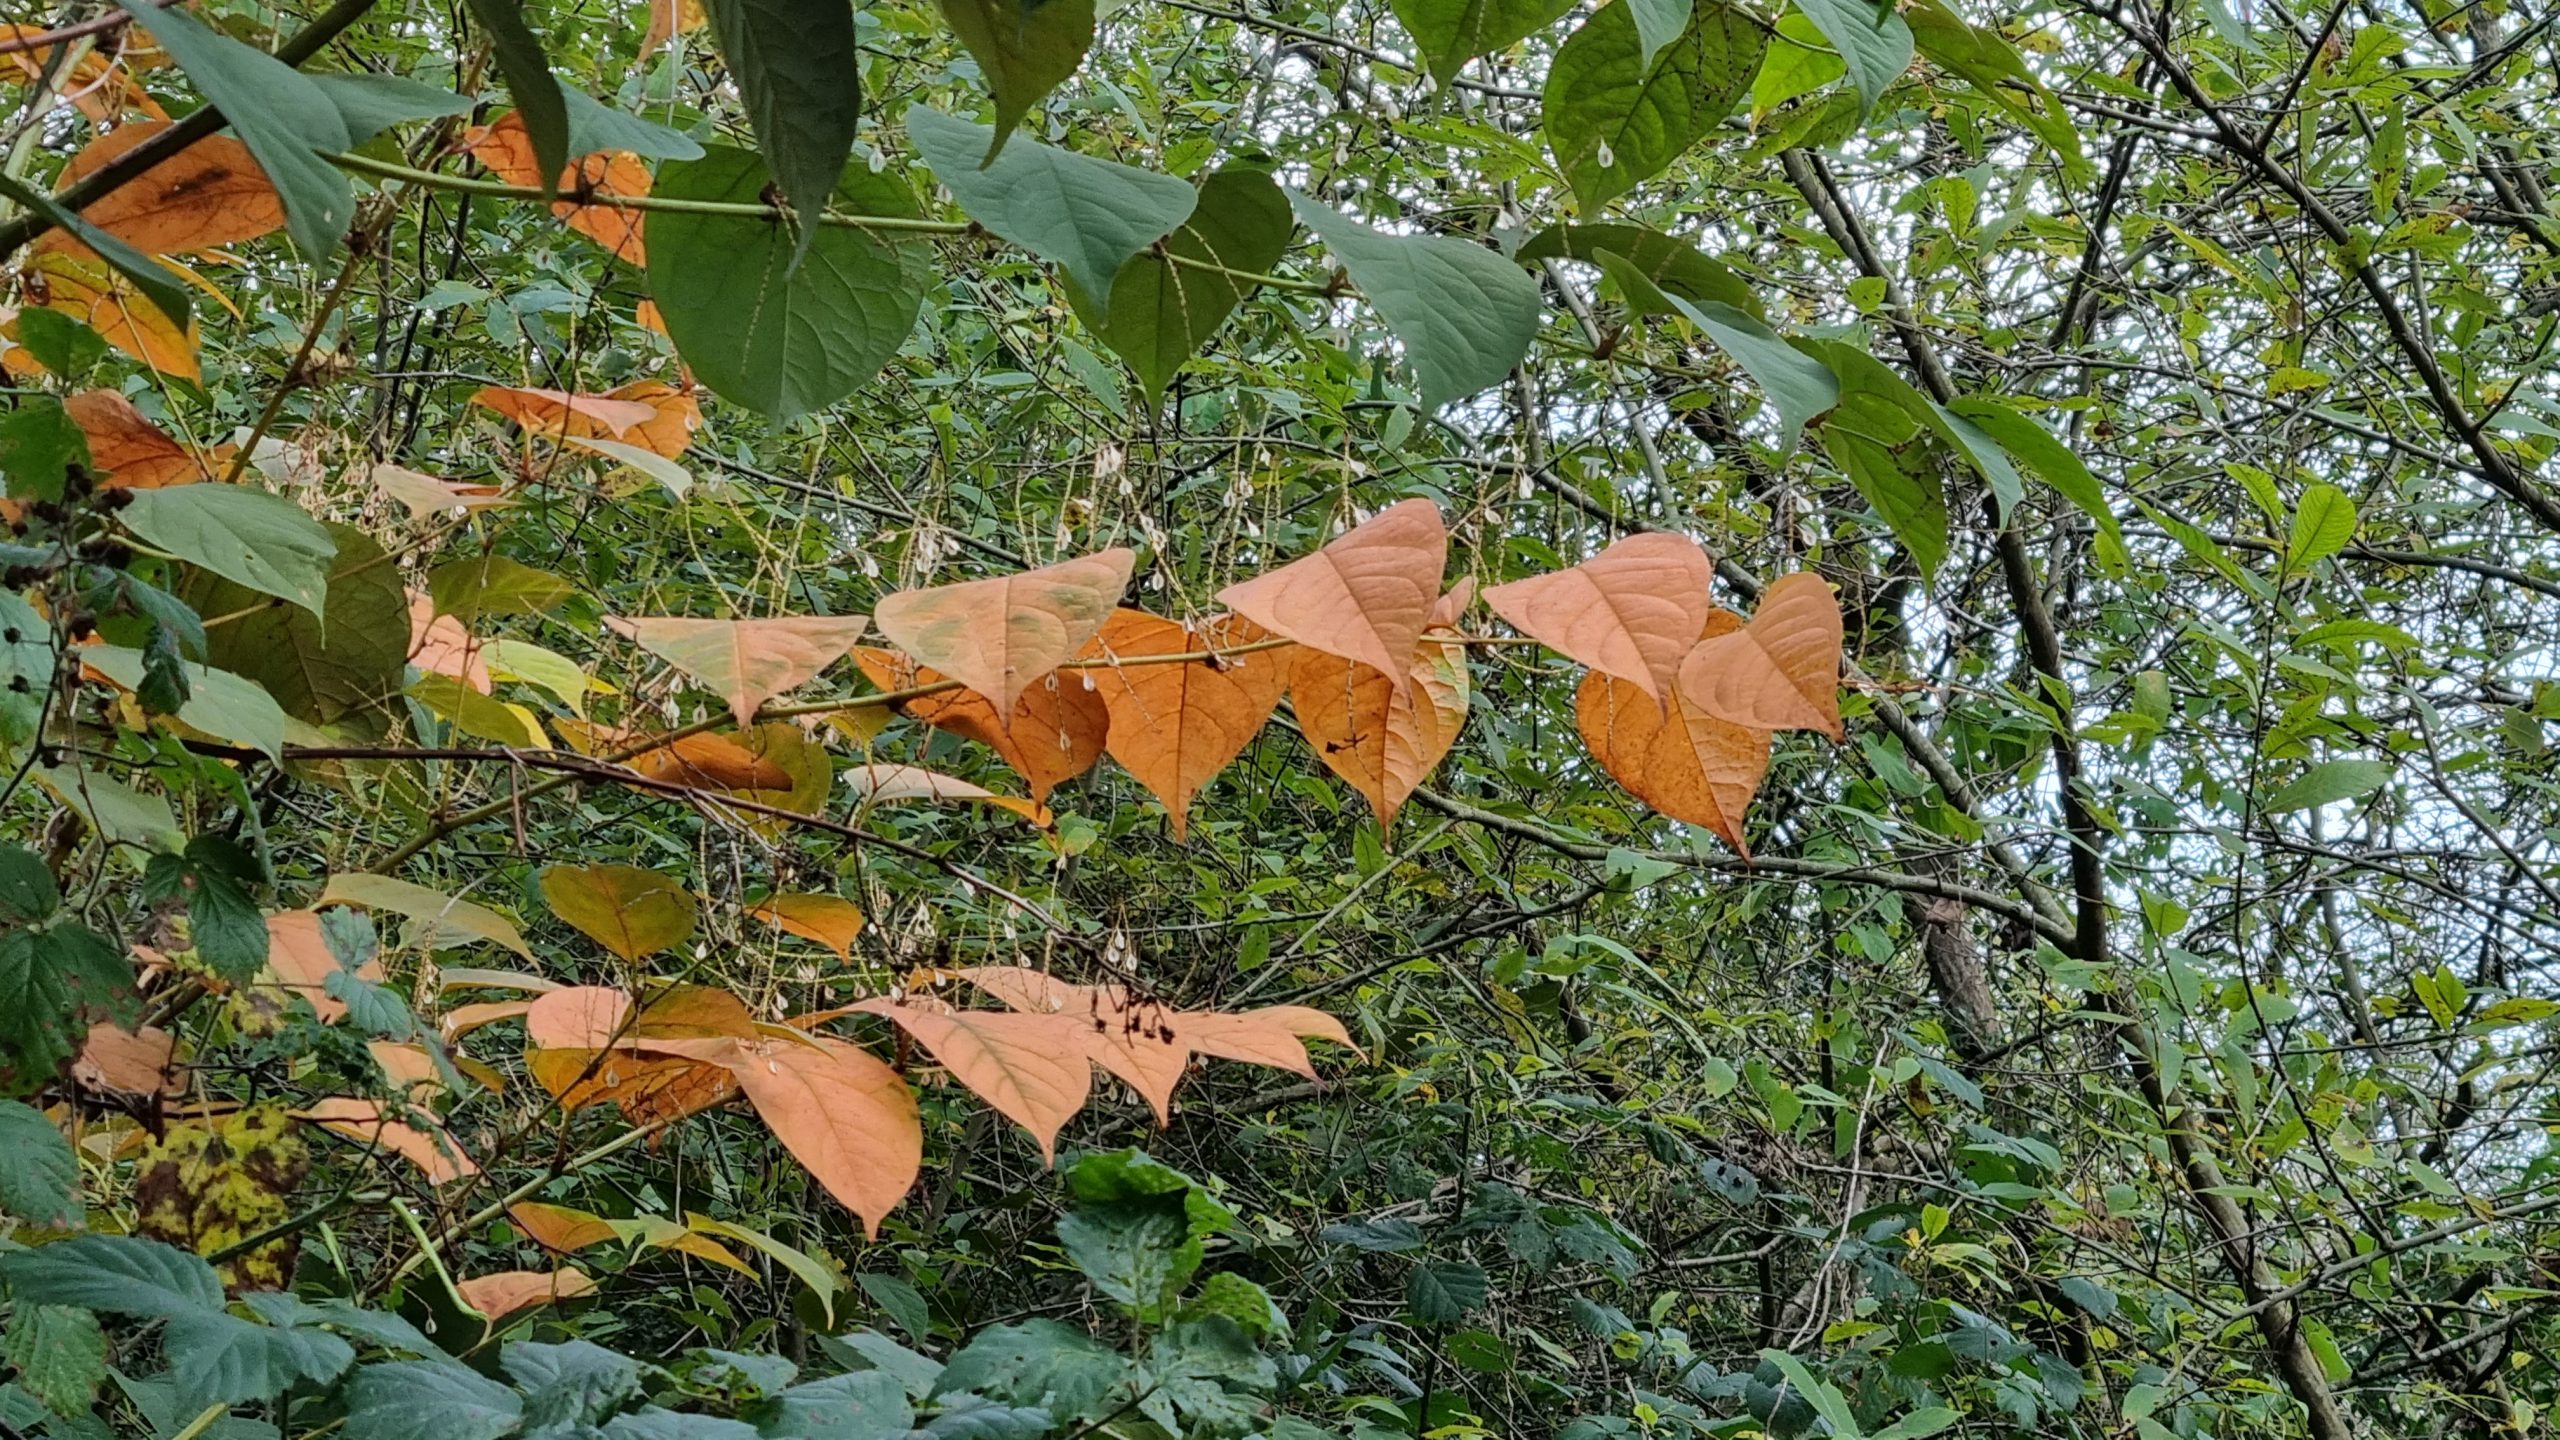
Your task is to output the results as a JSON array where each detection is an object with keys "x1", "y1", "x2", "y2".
[
  {"x1": 40, "y1": 121, "x2": 284, "y2": 258},
  {"x1": 607, "y1": 614, "x2": 871, "y2": 728},
  {"x1": 635, "y1": 1032, "x2": 921, "y2": 1237},
  {"x1": 643, "y1": 0, "x2": 709, "y2": 53},
  {"x1": 294, "y1": 1097, "x2": 478, "y2": 1183},
  {"x1": 408, "y1": 591, "x2": 492, "y2": 694},
  {"x1": 454, "y1": 1267, "x2": 596, "y2": 1318},
  {"x1": 1674, "y1": 571, "x2": 1844, "y2": 739},
  {"x1": 63, "y1": 389, "x2": 220, "y2": 490},
  {"x1": 872, "y1": 547, "x2": 1135, "y2": 716},
  {"x1": 132, "y1": 1107, "x2": 303, "y2": 1289},
  {"x1": 1482, "y1": 531, "x2": 1715, "y2": 703},
  {"x1": 556, "y1": 718, "x2": 796, "y2": 792},
  {"x1": 29, "y1": 253, "x2": 198, "y2": 380},
  {"x1": 317, "y1": 872, "x2": 535, "y2": 960},
  {"x1": 748, "y1": 893, "x2": 867, "y2": 960},
  {"x1": 510, "y1": 1201, "x2": 620, "y2": 1253},
  {"x1": 1290, "y1": 585, "x2": 1472, "y2": 833},
  {"x1": 1576, "y1": 611, "x2": 1769, "y2": 854},
  {"x1": 1078, "y1": 611, "x2": 1289, "y2": 840},
  {"x1": 472, "y1": 383, "x2": 659, "y2": 441},
  {"x1": 851, "y1": 647, "x2": 1107, "y2": 805},
  {"x1": 846, "y1": 763, "x2": 1053, "y2": 826},
  {"x1": 847, "y1": 998, "x2": 1092, "y2": 1161},
  {"x1": 466, "y1": 112, "x2": 652, "y2": 264},
  {"x1": 522, "y1": 984, "x2": 750, "y2": 1125},
  {"x1": 539, "y1": 864, "x2": 698, "y2": 960},
  {"x1": 1216, "y1": 499, "x2": 1446, "y2": 685}
]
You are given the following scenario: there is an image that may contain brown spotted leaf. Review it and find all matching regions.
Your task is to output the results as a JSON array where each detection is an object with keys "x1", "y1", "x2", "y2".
[
  {"x1": 1289, "y1": 584, "x2": 1472, "y2": 833},
  {"x1": 42, "y1": 122, "x2": 283, "y2": 258}
]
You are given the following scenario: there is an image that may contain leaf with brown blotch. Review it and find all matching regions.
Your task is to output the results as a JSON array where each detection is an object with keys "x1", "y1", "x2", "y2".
[
  {"x1": 607, "y1": 614, "x2": 871, "y2": 729},
  {"x1": 473, "y1": 384, "x2": 659, "y2": 442},
  {"x1": 370, "y1": 463, "x2": 510, "y2": 519},
  {"x1": 556, "y1": 719, "x2": 796, "y2": 793},
  {"x1": 851, "y1": 647, "x2": 1107, "y2": 805},
  {"x1": 63, "y1": 390, "x2": 217, "y2": 490},
  {"x1": 38, "y1": 122, "x2": 284, "y2": 258},
  {"x1": 455, "y1": 1267, "x2": 597, "y2": 1319},
  {"x1": 28, "y1": 252, "x2": 198, "y2": 380},
  {"x1": 509, "y1": 1201, "x2": 621, "y2": 1254},
  {"x1": 847, "y1": 998, "x2": 1094, "y2": 1161},
  {"x1": 294, "y1": 1097, "x2": 479, "y2": 1183},
  {"x1": 1482, "y1": 532, "x2": 1715, "y2": 704},
  {"x1": 74, "y1": 1022, "x2": 179, "y2": 1096},
  {"x1": 465, "y1": 112, "x2": 652, "y2": 263},
  {"x1": 1216, "y1": 499, "x2": 1446, "y2": 687},
  {"x1": 264, "y1": 910, "x2": 378, "y2": 1024},
  {"x1": 132, "y1": 1107, "x2": 305, "y2": 1289},
  {"x1": 748, "y1": 893, "x2": 867, "y2": 960},
  {"x1": 408, "y1": 592, "x2": 492, "y2": 694},
  {"x1": 1577, "y1": 612, "x2": 1770, "y2": 854},
  {"x1": 1674, "y1": 571, "x2": 1845, "y2": 740},
  {"x1": 872, "y1": 548, "x2": 1135, "y2": 717},
  {"x1": 539, "y1": 864, "x2": 699, "y2": 961},
  {"x1": 633, "y1": 1032, "x2": 921, "y2": 1236},
  {"x1": 1289, "y1": 588, "x2": 1472, "y2": 833},
  {"x1": 1077, "y1": 611, "x2": 1289, "y2": 840}
]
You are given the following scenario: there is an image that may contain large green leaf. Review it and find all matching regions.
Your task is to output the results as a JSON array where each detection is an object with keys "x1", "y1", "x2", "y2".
[
  {"x1": 647, "y1": 146, "x2": 931, "y2": 419},
  {"x1": 1287, "y1": 191, "x2": 1541, "y2": 411},
  {"x1": 116, "y1": 0, "x2": 353, "y2": 258},
  {"x1": 505, "y1": 1340, "x2": 642, "y2": 1431},
  {"x1": 1404, "y1": 1261, "x2": 1488, "y2": 1325},
  {"x1": 2288, "y1": 483, "x2": 2358, "y2": 567},
  {"x1": 1943, "y1": 397, "x2": 2126, "y2": 561},
  {"x1": 704, "y1": 0, "x2": 861, "y2": 267},
  {"x1": 907, "y1": 106, "x2": 1197, "y2": 304},
  {"x1": 0, "y1": 1233, "x2": 224, "y2": 1314},
  {"x1": 0, "y1": 1100, "x2": 78, "y2": 1227},
  {"x1": 938, "y1": 0, "x2": 1095, "y2": 159},
  {"x1": 121, "y1": 486, "x2": 336, "y2": 620},
  {"x1": 1790, "y1": 0, "x2": 1912, "y2": 119},
  {"x1": 931, "y1": 1321, "x2": 1128, "y2": 1421},
  {"x1": 30, "y1": 766, "x2": 182, "y2": 853},
  {"x1": 460, "y1": 0, "x2": 568, "y2": 195},
  {"x1": 306, "y1": 73, "x2": 474, "y2": 146},
  {"x1": 0, "y1": 924, "x2": 132, "y2": 1092},
  {"x1": 184, "y1": 524, "x2": 407, "y2": 730},
  {"x1": 1057, "y1": 1190, "x2": 1197, "y2": 1322},
  {"x1": 79, "y1": 645, "x2": 285, "y2": 761},
  {"x1": 1543, "y1": 1, "x2": 1764, "y2": 208},
  {"x1": 1069, "y1": 167, "x2": 1292, "y2": 400},
  {"x1": 344, "y1": 1361, "x2": 524, "y2": 1440},
  {"x1": 1595, "y1": 249, "x2": 1837, "y2": 449},
  {"x1": 3, "y1": 1304, "x2": 105, "y2": 1416},
  {"x1": 563, "y1": 88, "x2": 705, "y2": 161},
  {"x1": 763, "y1": 1370, "x2": 914, "y2": 1440},
  {"x1": 1516, "y1": 222, "x2": 1761, "y2": 315},
  {"x1": 1389, "y1": 0, "x2": 1575, "y2": 83}
]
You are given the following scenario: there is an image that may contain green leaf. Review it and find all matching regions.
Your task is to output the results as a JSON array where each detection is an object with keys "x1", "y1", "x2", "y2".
[
  {"x1": 856, "y1": 1274, "x2": 933, "y2": 1345},
  {"x1": 236, "y1": 1294, "x2": 443, "y2": 1358},
  {"x1": 117, "y1": 0, "x2": 353, "y2": 258},
  {"x1": 0, "y1": 847, "x2": 56, "y2": 924},
  {"x1": 427, "y1": 554, "x2": 577, "y2": 622},
  {"x1": 0, "y1": 590, "x2": 53, "y2": 748},
  {"x1": 563, "y1": 88, "x2": 705, "y2": 161},
  {"x1": 318, "y1": 874, "x2": 534, "y2": 960},
  {"x1": 1626, "y1": 0, "x2": 1694, "y2": 66},
  {"x1": 139, "y1": 840, "x2": 268, "y2": 982},
  {"x1": 1759, "y1": 1350, "x2": 1864, "y2": 1440},
  {"x1": 1928, "y1": 403, "x2": 2024, "y2": 517},
  {"x1": 1827, "y1": 422, "x2": 1946, "y2": 578},
  {"x1": 1515, "y1": 222, "x2": 1760, "y2": 314},
  {"x1": 611, "y1": 1409, "x2": 763, "y2": 1440},
  {"x1": 0, "y1": 1233, "x2": 224, "y2": 1313},
  {"x1": 1404, "y1": 1261, "x2": 1487, "y2": 1325},
  {"x1": 120, "y1": 486, "x2": 335, "y2": 620},
  {"x1": 31, "y1": 765, "x2": 182, "y2": 853},
  {"x1": 177, "y1": 1311, "x2": 356, "y2": 1409},
  {"x1": 3, "y1": 1304, "x2": 105, "y2": 1416},
  {"x1": 931, "y1": 1320, "x2": 1128, "y2": 1421},
  {"x1": 460, "y1": 0, "x2": 568, "y2": 197},
  {"x1": 79, "y1": 646, "x2": 285, "y2": 761},
  {"x1": 1790, "y1": 0, "x2": 1911, "y2": 120},
  {"x1": 937, "y1": 0, "x2": 1096, "y2": 160},
  {"x1": 1389, "y1": 0, "x2": 1575, "y2": 84},
  {"x1": 763, "y1": 1370, "x2": 914, "y2": 1440},
  {"x1": 1288, "y1": 190, "x2": 1540, "y2": 411},
  {"x1": 344, "y1": 1361, "x2": 524, "y2": 1440},
  {"x1": 1057, "y1": 1190, "x2": 1197, "y2": 1322},
  {"x1": 2264, "y1": 758, "x2": 2392, "y2": 814},
  {"x1": 187, "y1": 524, "x2": 407, "y2": 729},
  {"x1": 0, "y1": 398, "x2": 92, "y2": 505},
  {"x1": 704, "y1": 0, "x2": 860, "y2": 266},
  {"x1": 307, "y1": 73, "x2": 474, "y2": 146},
  {"x1": 0, "y1": 174, "x2": 189, "y2": 329},
  {"x1": 1904, "y1": 0, "x2": 2090, "y2": 185},
  {"x1": 15, "y1": 306, "x2": 107, "y2": 380},
  {"x1": 816, "y1": 1330, "x2": 942, "y2": 1400},
  {"x1": 1543, "y1": 1, "x2": 1764, "y2": 208},
  {"x1": 1943, "y1": 398, "x2": 2126, "y2": 562},
  {"x1": 2288, "y1": 483, "x2": 2358, "y2": 567},
  {"x1": 1444, "y1": 1328, "x2": 1511, "y2": 1374},
  {"x1": 1070, "y1": 166, "x2": 1291, "y2": 400},
  {"x1": 909, "y1": 105, "x2": 1198, "y2": 305},
  {"x1": 647, "y1": 146, "x2": 931, "y2": 419},
  {"x1": 505, "y1": 1340, "x2": 642, "y2": 1431},
  {"x1": 1595, "y1": 250, "x2": 1836, "y2": 449},
  {"x1": 0, "y1": 1100, "x2": 78, "y2": 1226},
  {"x1": 1180, "y1": 1273, "x2": 1287, "y2": 1338}
]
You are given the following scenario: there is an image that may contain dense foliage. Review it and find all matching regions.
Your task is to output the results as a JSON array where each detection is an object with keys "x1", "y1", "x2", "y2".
[{"x1": 0, "y1": 0, "x2": 2556, "y2": 1438}]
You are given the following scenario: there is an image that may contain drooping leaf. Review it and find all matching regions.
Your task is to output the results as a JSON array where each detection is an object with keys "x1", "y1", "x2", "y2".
[
  {"x1": 0, "y1": 176, "x2": 192, "y2": 332},
  {"x1": 872, "y1": 547, "x2": 1134, "y2": 716},
  {"x1": 1389, "y1": 0, "x2": 1576, "y2": 84},
  {"x1": 641, "y1": 1032, "x2": 921, "y2": 1236},
  {"x1": 540, "y1": 864, "x2": 698, "y2": 961},
  {"x1": 907, "y1": 105, "x2": 1198, "y2": 304},
  {"x1": 1077, "y1": 611, "x2": 1290, "y2": 840},
  {"x1": 427, "y1": 554, "x2": 577, "y2": 622},
  {"x1": 1290, "y1": 584, "x2": 1472, "y2": 833},
  {"x1": 120, "y1": 0, "x2": 353, "y2": 258},
  {"x1": 294, "y1": 1097, "x2": 479, "y2": 1183},
  {"x1": 64, "y1": 389, "x2": 220, "y2": 489},
  {"x1": 607, "y1": 614, "x2": 870, "y2": 727},
  {"x1": 1791, "y1": 0, "x2": 1913, "y2": 118},
  {"x1": 80, "y1": 644, "x2": 285, "y2": 760},
  {"x1": 1577, "y1": 611, "x2": 1771, "y2": 853},
  {"x1": 454, "y1": 1268, "x2": 598, "y2": 1320},
  {"x1": 938, "y1": 0, "x2": 1095, "y2": 159},
  {"x1": 1543, "y1": 1, "x2": 1764, "y2": 208},
  {"x1": 1072, "y1": 166, "x2": 1293, "y2": 400},
  {"x1": 647, "y1": 146, "x2": 932, "y2": 419},
  {"x1": 120, "y1": 484, "x2": 336, "y2": 618},
  {"x1": 460, "y1": 0, "x2": 569, "y2": 198},
  {"x1": 1674, "y1": 571, "x2": 1843, "y2": 739},
  {"x1": 307, "y1": 72, "x2": 475, "y2": 145},
  {"x1": 1285, "y1": 191, "x2": 1540, "y2": 411},
  {"x1": 1482, "y1": 531, "x2": 1716, "y2": 702},
  {"x1": 1594, "y1": 249, "x2": 1837, "y2": 450},
  {"x1": 747, "y1": 893, "x2": 868, "y2": 960},
  {"x1": 186, "y1": 523, "x2": 406, "y2": 728},
  {"x1": 851, "y1": 647, "x2": 1109, "y2": 805},
  {"x1": 848, "y1": 999, "x2": 1094, "y2": 1161},
  {"x1": 1217, "y1": 499, "x2": 1446, "y2": 688},
  {"x1": 702, "y1": 0, "x2": 860, "y2": 266}
]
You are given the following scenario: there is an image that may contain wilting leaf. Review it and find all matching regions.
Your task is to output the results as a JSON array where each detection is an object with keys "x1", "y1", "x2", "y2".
[
  {"x1": 640, "y1": 1031, "x2": 921, "y2": 1235},
  {"x1": 295, "y1": 1098, "x2": 478, "y2": 1184},
  {"x1": 63, "y1": 389, "x2": 220, "y2": 490},
  {"x1": 607, "y1": 614, "x2": 869, "y2": 728},
  {"x1": 1483, "y1": 531, "x2": 1715, "y2": 703},
  {"x1": 132, "y1": 1105, "x2": 309, "y2": 1289},
  {"x1": 873, "y1": 547, "x2": 1133, "y2": 716},
  {"x1": 27, "y1": 251, "x2": 198, "y2": 379},
  {"x1": 1674, "y1": 571, "x2": 1843, "y2": 739},
  {"x1": 122, "y1": 0, "x2": 353, "y2": 258},
  {"x1": 938, "y1": 0, "x2": 1095, "y2": 158},
  {"x1": 1078, "y1": 611, "x2": 1289, "y2": 840}
]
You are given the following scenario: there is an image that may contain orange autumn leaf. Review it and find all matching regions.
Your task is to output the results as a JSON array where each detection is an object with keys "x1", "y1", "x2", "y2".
[
  {"x1": 556, "y1": 718, "x2": 796, "y2": 793},
  {"x1": 845, "y1": 763, "x2": 1054, "y2": 827},
  {"x1": 264, "y1": 910, "x2": 378, "y2": 1024},
  {"x1": 472, "y1": 384, "x2": 659, "y2": 442},
  {"x1": 521, "y1": 984, "x2": 750, "y2": 1125},
  {"x1": 850, "y1": 647, "x2": 1107, "y2": 805},
  {"x1": 748, "y1": 893, "x2": 867, "y2": 960},
  {"x1": 27, "y1": 252, "x2": 197, "y2": 380},
  {"x1": 465, "y1": 112, "x2": 651, "y2": 263},
  {"x1": 0, "y1": 29, "x2": 166, "y2": 126},
  {"x1": 41, "y1": 122, "x2": 283, "y2": 258},
  {"x1": 1578, "y1": 611, "x2": 1770, "y2": 855},
  {"x1": 1290, "y1": 583, "x2": 1472, "y2": 833},
  {"x1": 1483, "y1": 531, "x2": 1715, "y2": 704},
  {"x1": 294, "y1": 1097, "x2": 478, "y2": 1183},
  {"x1": 1217, "y1": 498, "x2": 1446, "y2": 686},
  {"x1": 455, "y1": 1267, "x2": 597, "y2": 1318},
  {"x1": 641, "y1": 0, "x2": 708, "y2": 54},
  {"x1": 62, "y1": 389, "x2": 216, "y2": 490},
  {"x1": 607, "y1": 614, "x2": 871, "y2": 728},
  {"x1": 1674, "y1": 571, "x2": 1845, "y2": 740},
  {"x1": 441, "y1": 999, "x2": 533, "y2": 1042},
  {"x1": 510, "y1": 1201, "x2": 621, "y2": 1254},
  {"x1": 602, "y1": 379, "x2": 700, "y2": 458},
  {"x1": 408, "y1": 591, "x2": 492, "y2": 694},
  {"x1": 846, "y1": 998, "x2": 1093, "y2": 1162},
  {"x1": 1077, "y1": 611, "x2": 1289, "y2": 841},
  {"x1": 634, "y1": 1031, "x2": 921, "y2": 1237},
  {"x1": 1183, "y1": 1005, "x2": 1360, "y2": 1075},
  {"x1": 73, "y1": 1021, "x2": 179, "y2": 1096},
  {"x1": 873, "y1": 548, "x2": 1135, "y2": 717}
]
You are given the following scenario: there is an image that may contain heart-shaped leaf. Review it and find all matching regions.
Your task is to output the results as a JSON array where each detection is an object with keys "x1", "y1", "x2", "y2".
[
  {"x1": 1673, "y1": 571, "x2": 1843, "y2": 739},
  {"x1": 539, "y1": 864, "x2": 698, "y2": 961},
  {"x1": 1482, "y1": 531, "x2": 1714, "y2": 703},
  {"x1": 872, "y1": 547, "x2": 1133, "y2": 717},
  {"x1": 1577, "y1": 612, "x2": 1770, "y2": 853},
  {"x1": 1217, "y1": 499, "x2": 1445, "y2": 686},
  {"x1": 1078, "y1": 611, "x2": 1289, "y2": 840},
  {"x1": 606, "y1": 614, "x2": 870, "y2": 728}
]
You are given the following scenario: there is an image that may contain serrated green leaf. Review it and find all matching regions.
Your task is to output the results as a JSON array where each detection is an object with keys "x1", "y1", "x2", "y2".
[{"x1": 0, "y1": 1100, "x2": 78, "y2": 1226}]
